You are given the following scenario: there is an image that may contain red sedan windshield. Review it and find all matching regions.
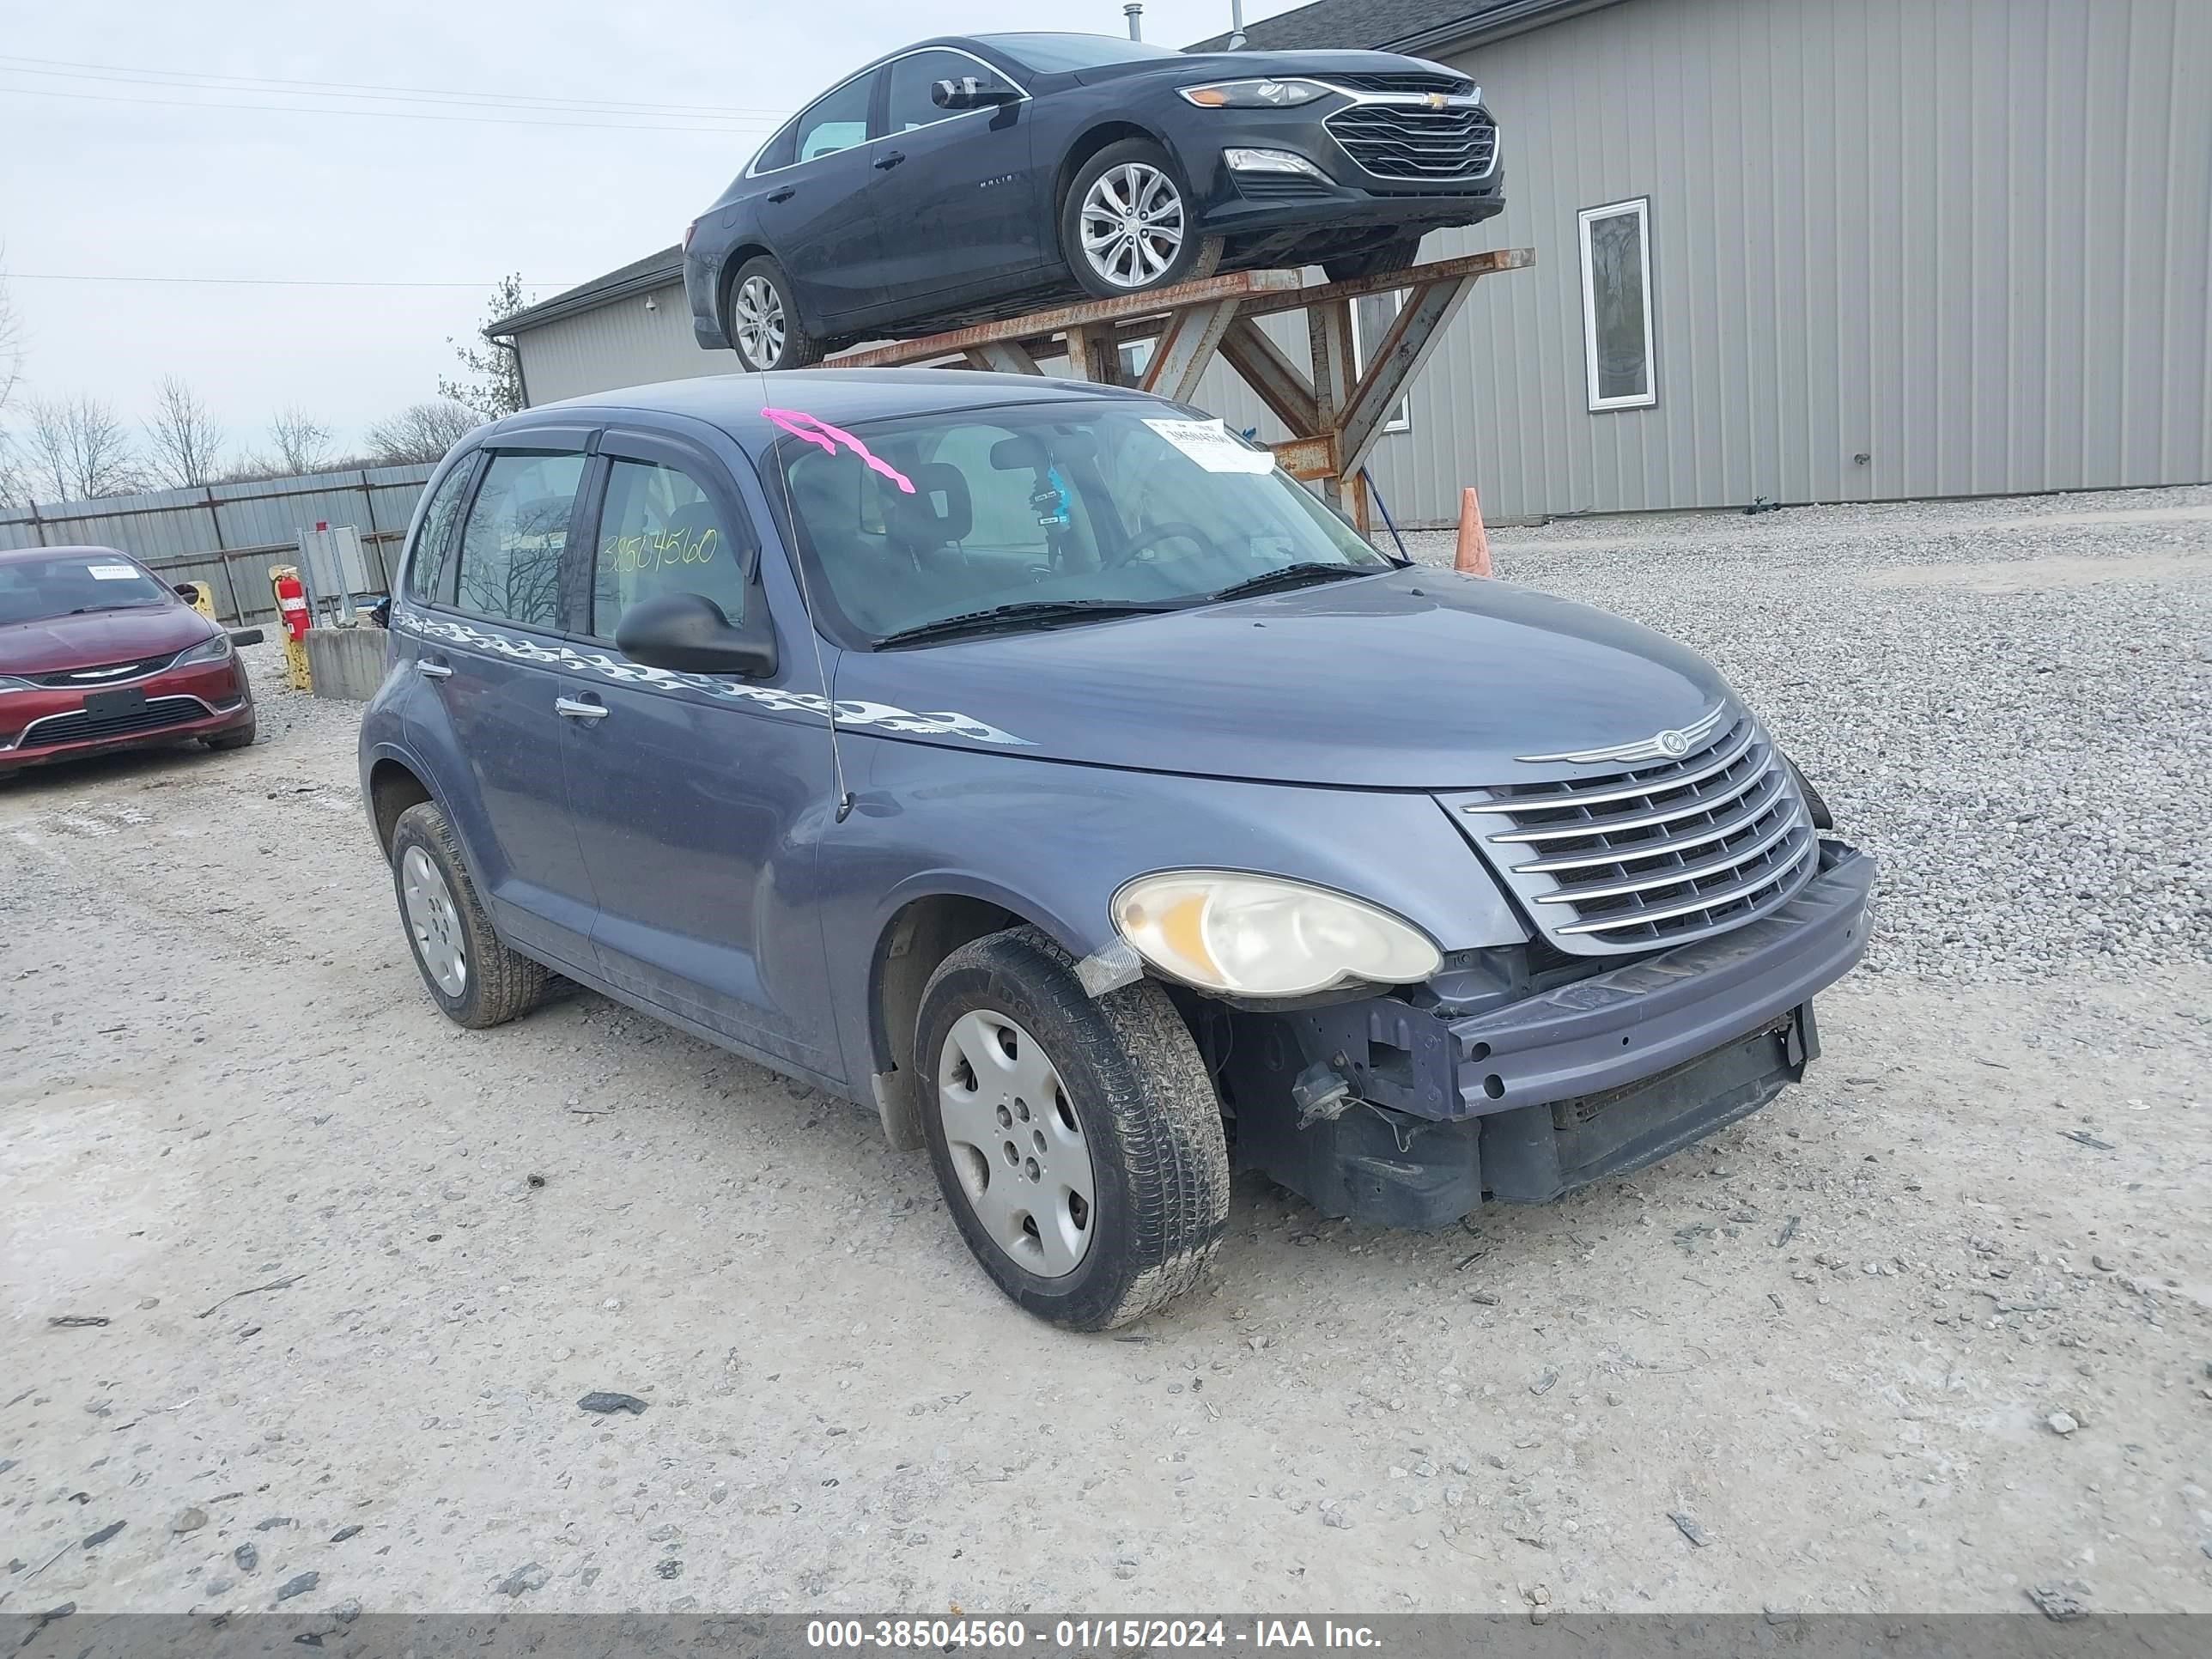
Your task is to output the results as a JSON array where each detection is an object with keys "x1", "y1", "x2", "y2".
[{"x1": 0, "y1": 555, "x2": 171, "y2": 625}]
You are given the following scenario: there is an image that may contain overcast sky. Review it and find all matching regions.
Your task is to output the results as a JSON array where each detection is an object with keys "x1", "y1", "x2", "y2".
[{"x1": 0, "y1": 0, "x2": 1304, "y2": 458}]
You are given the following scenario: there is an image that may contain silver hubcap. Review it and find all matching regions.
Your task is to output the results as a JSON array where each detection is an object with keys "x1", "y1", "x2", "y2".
[
  {"x1": 400, "y1": 845, "x2": 468, "y2": 999},
  {"x1": 1079, "y1": 162, "x2": 1184, "y2": 289},
  {"x1": 937, "y1": 1010, "x2": 1096, "y2": 1278},
  {"x1": 732, "y1": 274, "x2": 786, "y2": 368}
]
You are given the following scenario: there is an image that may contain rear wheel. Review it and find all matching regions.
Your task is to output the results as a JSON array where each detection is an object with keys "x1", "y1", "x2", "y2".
[
  {"x1": 389, "y1": 800, "x2": 548, "y2": 1029},
  {"x1": 725, "y1": 255, "x2": 822, "y2": 372},
  {"x1": 1060, "y1": 140, "x2": 1224, "y2": 301},
  {"x1": 1322, "y1": 234, "x2": 1425, "y2": 283},
  {"x1": 917, "y1": 926, "x2": 1229, "y2": 1330}
]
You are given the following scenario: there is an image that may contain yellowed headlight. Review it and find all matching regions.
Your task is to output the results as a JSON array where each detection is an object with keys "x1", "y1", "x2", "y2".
[{"x1": 1111, "y1": 872, "x2": 1440, "y2": 997}]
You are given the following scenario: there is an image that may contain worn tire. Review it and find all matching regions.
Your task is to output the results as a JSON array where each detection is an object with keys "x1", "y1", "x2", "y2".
[
  {"x1": 1322, "y1": 234, "x2": 1425, "y2": 283},
  {"x1": 725, "y1": 255, "x2": 823, "y2": 372},
  {"x1": 202, "y1": 719, "x2": 257, "y2": 750},
  {"x1": 917, "y1": 926, "x2": 1229, "y2": 1330},
  {"x1": 1059, "y1": 139, "x2": 1225, "y2": 301},
  {"x1": 389, "y1": 799, "x2": 548, "y2": 1029}
]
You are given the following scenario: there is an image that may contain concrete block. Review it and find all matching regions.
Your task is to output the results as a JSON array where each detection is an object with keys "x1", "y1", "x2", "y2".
[{"x1": 304, "y1": 623, "x2": 390, "y2": 702}]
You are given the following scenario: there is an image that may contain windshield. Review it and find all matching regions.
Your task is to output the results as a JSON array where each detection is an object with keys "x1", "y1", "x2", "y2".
[
  {"x1": 0, "y1": 553, "x2": 172, "y2": 626},
  {"x1": 976, "y1": 33, "x2": 1182, "y2": 72},
  {"x1": 771, "y1": 399, "x2": 1391, "y2": 647}
]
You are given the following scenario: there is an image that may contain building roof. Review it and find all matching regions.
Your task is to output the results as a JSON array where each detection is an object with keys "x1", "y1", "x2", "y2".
[
  {"x1": 1187, "y1": 0, "x2": 1618, "y2": 55},
  {"x1": 490, "y1": 244, "x2": 684, "y2": 337}
]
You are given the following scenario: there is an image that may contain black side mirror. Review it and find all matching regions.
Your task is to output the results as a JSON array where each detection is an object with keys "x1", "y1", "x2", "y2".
[
  {"x1": 616, "y1": 592, "x2": 777, "y2": 678},
  {"x1": 173, "y1": 581, "x2": 201, "y2": 600},
  {"x1": 932, "y1": 76, "x2": 1019, "y2": 111}
]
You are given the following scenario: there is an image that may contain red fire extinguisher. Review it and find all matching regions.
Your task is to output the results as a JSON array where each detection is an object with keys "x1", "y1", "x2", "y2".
[{"x1": 276, "y1": 570, "x2": 310, "y2": 641}]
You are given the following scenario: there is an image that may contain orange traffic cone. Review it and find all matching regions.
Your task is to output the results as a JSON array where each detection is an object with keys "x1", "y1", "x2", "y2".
[{"x1": 1454, "y1": 485, "x2": 1492, "y2": 577}]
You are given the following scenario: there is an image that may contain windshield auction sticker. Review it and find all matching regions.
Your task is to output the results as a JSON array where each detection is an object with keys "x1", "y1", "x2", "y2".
[
  {"x1": 1144, "y1": 417, "x2": 1275, "y2": 474},
  {"x1": 87, "y1": 563, "x2": 140, "y2": 580}
]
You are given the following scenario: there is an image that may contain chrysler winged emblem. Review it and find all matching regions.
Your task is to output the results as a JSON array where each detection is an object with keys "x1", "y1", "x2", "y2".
[{"x1": 1516, "y1": 703, "x2": 1728, "y2": 765}]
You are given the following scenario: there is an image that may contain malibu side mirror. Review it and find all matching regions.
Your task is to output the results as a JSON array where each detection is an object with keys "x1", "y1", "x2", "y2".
[
  {"x1": 932, "y1": 76, "x2": 1019, "y2": 111},
  {"x1": 173, "y1": 582, "x2": 201, "y2": 600},
  {"x1": 615, "y1": 592, "x2": 777, "y2": 678}
]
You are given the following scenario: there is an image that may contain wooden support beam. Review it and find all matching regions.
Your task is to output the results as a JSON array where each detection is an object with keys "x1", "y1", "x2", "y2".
[
  {"x1": 1140, "y1": 297, "x2": 1244, "y2": 404},
  {"x1": 1338, "y1": 271, "x2": 1481, "y2": 472},
  {"x1": 1306, "y1": 298, "x2": 1357, "y2": 505},
  {"x1": 963, "y1": 341, "x2": 1043, "y2": 375},
  {"x1": 830, "y1": 268, "x2": 1302, "y2": 370},
  {"x1": 1218, "y1": 319, "x2": 1320, "y2": 435},
  {"x1": 1059, "y1": 323, "x2": 1118, "y2": 384}
]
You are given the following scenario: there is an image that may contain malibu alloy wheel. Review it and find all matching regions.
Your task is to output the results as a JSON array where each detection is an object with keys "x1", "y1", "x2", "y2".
[
  {"x1": 916, "y1": 926, "x2": 1229, "y2": 1329},
  {"x1": 725, "y1": 255, "x2": 821, "y2": 372},
  {"x1": 1060, "y1": 139, "x2": 1223, "y2": 301}
]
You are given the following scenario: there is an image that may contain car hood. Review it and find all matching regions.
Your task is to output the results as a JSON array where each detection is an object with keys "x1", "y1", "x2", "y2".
[
  {"x1": 0, "y1": 605, "x2": 215, "y2": 675},
  {"x1": 1076, "y1": 49, "x2": 1465, "y2": 88},
  {"x1": 830, "y1": 568, "x2": 1734, "y2": 789}
]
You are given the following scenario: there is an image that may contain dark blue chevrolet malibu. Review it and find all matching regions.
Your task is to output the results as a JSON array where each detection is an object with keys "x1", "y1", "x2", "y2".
[{"x1": 358, "y1": 370, "x2": 1875, "y2": 1329}]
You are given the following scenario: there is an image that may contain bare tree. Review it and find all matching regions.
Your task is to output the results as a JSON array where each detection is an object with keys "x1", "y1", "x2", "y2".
[
  {"x1": 0, "y1": 254, "x2": 26, "y2": 507},
  {"x1": 27, "y1": 394, "x2": 143, "y2": 502},
  {"x1": 143, "y1": 376, "x2": 226, "y2": 489},
  {"x1": 440, "y1": 274, "x2": 528, "y2": 420},
  {"x1": 268, "y1": 405, "x2": 334, "y2": 474},
  {"x1": 363, "y1": 399, "x2": 478, "y2": 466}
]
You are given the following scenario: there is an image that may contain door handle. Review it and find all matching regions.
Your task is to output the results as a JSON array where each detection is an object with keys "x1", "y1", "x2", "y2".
[
  {"x1": 766, "y1": 185, "x2": 796, "y2": 203},
  {"x1": 873, "y1": 150, "x2": 906, "y2": 171},
  {"x1": 554, "y1": 696, "x2": 610, "y2": 721},
  {"x1": 416, "y1": 660, "x2": 453, "y2": 680}
]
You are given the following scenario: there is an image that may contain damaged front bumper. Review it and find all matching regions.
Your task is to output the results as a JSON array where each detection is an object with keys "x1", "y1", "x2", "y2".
[{"x1": 1221, "y1": 841, "x2": 1876, "y2": 1227}]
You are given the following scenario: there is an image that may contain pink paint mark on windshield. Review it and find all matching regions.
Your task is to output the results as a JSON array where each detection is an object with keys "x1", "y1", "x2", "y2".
[{"x1": 760, "y1": 407, "x2": 916, "y2": 495}]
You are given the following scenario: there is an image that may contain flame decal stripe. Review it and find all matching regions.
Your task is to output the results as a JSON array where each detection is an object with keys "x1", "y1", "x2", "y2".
[{"x1": 393, "y1": 608, "x2": 1030, "y2": 747}]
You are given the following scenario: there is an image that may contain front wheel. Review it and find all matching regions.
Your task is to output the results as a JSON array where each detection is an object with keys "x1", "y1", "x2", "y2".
[
  {"x1": 725, "y1": 256, "x2": 822, "y2": 372},
  {"x1": 917, "y1": 926, "x2": 1229, "y2": 1329},
  {"x1": 1060, "y1": 140, "x2": 1224, "y2": 301}
]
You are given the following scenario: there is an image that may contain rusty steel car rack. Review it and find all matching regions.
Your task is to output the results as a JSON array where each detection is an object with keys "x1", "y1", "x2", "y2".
[{"x1": 827, "y1": 248, "x2": 1534, "y2": 529}]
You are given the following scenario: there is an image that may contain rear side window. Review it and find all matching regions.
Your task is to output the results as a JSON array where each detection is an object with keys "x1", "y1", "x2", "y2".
[
  {"x1": 795, "y1": 73, "x2": 874, "y2": 161},
  {"x1": 452, "y1": 451, "x2": 584, "y2": 630},
  {"x1": 404, "y1": 457, "x2": 477, "y2": 604},
  {"x1": 749, "y1": 121, "x2": 796, "y2": 173},
  {"x1": 591, "y1": 459, "x2": 745, "y2": 640}
]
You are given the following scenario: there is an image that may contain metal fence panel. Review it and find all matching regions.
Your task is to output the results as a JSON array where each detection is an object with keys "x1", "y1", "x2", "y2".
[{"x1": 0, "y1": 465, "x2": 434, "y2": 560}]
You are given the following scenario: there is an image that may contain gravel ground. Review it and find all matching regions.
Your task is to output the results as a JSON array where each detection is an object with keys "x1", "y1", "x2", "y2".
[
  {"x1": 3, "y1": 488, "x2": 2209, "y2": 1622},
  {"x1": 1405, "y1": 483, "x2": 2212, "y2": 982}
]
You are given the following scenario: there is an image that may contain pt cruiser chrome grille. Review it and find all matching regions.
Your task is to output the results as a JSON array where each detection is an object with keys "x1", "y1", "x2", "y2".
[
  {"x1": 1326, "y1": 105, "x2": 1498, "y2": 183},
  {"x1": 1448, "y1": 714, "x2": 1818, "y2": 956}
]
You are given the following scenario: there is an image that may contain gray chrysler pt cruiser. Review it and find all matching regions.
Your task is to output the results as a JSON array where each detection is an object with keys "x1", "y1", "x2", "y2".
[{"x1": 358, "y1": 370, "x2": 1875, "y2": 1329}]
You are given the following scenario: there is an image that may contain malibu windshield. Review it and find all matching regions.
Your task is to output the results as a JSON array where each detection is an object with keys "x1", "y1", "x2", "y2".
[{"x1": 773, "y1": 400, "x2": 1392, "y2": 647}]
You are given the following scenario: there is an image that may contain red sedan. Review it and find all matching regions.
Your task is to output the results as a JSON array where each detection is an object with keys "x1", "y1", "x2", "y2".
[{"x1": 0, "y1": 544, "x2": 257, "y2": 775}]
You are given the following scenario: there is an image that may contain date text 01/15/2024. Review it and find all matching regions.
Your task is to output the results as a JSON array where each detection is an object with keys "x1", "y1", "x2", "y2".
[{"x1": 803, "y1": 1619, "x2": 1383, "y2": 1650}]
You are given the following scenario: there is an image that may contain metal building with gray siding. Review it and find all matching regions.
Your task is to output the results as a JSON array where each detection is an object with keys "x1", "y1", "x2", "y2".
[{"x1": 495, "y1": 0, "x2": 2211, "y2": 524}]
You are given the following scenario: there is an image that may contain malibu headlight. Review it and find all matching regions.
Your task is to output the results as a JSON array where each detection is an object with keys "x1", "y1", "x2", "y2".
[
  {"x1": 1112, "y1": 872, "x2": 1441, "y2": 997},
  {"x1": 176, "y1": 632, "x2": 233, "y2": 665},
  {"x1": 1179, "y1": 78, "x2": 1330, "y2": 109}
]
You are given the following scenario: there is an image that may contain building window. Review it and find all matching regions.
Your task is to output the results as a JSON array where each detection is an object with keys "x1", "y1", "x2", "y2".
[
  {"x1": 1577, "y1": 198, "x2": 1656, "y2": 410},
  {"x1": 1349, "y1": 290, "x2": 1412, "y2": 433}
]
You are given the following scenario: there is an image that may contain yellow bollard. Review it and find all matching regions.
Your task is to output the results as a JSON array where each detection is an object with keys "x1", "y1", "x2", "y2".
[{"x1": 269, "y1": 564, "x2": 313, "y2": 693}]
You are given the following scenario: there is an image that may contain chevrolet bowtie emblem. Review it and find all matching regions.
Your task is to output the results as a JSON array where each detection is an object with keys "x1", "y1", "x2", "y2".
[{"x1": 1425, "y1": 92, "x2": 1448, "y2": 109}]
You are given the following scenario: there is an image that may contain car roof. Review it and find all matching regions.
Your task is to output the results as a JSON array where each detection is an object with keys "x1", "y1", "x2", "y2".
[{"x1": 507, "y1": 368, "x2": 1155, "y2": 450}]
